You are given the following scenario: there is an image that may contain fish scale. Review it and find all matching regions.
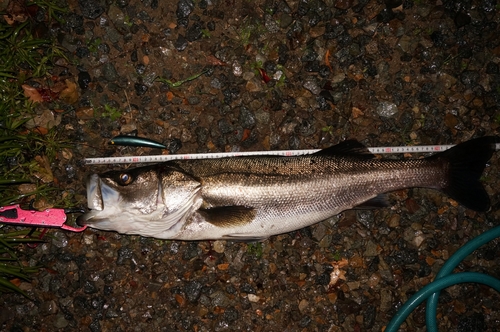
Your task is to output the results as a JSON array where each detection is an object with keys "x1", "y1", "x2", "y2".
[
  {"x1": 170, "y1": 157, "x2": 444, "y2": 240},
  {"x1": 78, "y1": 137, "x2": 498, "y2": 240}
]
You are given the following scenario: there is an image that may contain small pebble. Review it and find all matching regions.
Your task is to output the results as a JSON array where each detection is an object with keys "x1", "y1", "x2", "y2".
[
  {"x1": 247, "y1": 294, "x2": 260, "y2": 303},
  {"x1": 302, "y1": 77, "x2": 321, "y2": 95},
  {"x1": 212, "y1": 240, "x2": 225, "y2": 253},
  {"x1": 298, "y1": 299, "x2": 309, "y2": 313},
  {"x1": 376, "y1": 101, "x2": 398, "y2": 118},
  {"x1": 53, "y1": 314, "x2": 69, "y2": 329}
]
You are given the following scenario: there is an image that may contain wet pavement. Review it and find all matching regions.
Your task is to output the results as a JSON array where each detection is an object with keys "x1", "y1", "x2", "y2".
[{"x1": 1, "y1": 0, "x2": 500, "y2": 331}]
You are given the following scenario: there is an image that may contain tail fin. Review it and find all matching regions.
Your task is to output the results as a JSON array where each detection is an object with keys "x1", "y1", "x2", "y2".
[{"x1": 431, "y1": 136, "x2": 498, "y2": 212}]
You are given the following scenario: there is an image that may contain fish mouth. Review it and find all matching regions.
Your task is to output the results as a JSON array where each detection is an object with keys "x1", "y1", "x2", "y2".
[
  {"x1": 86, "y1": 174, "x2": 103, "y2": 211},
  {"x1": 77, "y1": 174, "x2": 117, "y2": 227},
  {"x1": 77, "y1": 210, "x2": 107, "y2": 226},
  {"x1": 76, "y1": 174, "x2": 102, "y2": 226}
]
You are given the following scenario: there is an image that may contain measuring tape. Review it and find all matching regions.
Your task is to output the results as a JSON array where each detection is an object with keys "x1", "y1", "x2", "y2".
[{"x1": 84, "y1": 143, "x2": 500, "y2": 165}]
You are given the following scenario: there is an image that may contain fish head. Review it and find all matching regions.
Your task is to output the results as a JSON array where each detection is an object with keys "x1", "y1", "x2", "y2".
[
  {"x1": 79, "y1": 164, "x2": 202, "y2": 238},
  {"x1": 78, "y1": 166, "x2": 162, "y2": 233}
]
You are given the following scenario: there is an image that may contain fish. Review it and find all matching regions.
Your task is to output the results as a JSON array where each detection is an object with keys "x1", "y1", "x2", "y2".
[{"x1": 78, "y1": 136, "x2": 499, "y2": 241}]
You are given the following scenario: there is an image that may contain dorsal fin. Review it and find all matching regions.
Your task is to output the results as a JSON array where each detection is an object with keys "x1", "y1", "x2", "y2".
[{"x1": 313, "y1": 140, "x2": 375, "y2": 159}]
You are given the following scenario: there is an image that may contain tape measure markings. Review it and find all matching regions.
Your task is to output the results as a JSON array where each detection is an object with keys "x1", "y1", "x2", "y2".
[{"x1": 84, "y1": 143, "x2": 500, "y2": 165}]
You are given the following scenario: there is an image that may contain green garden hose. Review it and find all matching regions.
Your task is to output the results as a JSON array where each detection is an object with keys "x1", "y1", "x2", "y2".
[{"x1": 385, "y1": 225, "x2": 500, "y2": 332}]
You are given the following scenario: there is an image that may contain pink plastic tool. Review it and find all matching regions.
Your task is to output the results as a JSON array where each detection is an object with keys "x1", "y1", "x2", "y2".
[{"x1": 0, "y1": 204, "x2": 87, "y2": 232}]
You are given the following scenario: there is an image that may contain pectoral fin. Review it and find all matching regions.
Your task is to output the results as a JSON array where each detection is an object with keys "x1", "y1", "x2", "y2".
[{"x1": 199, "y1": 206, "x2": 256, "y2": 227}]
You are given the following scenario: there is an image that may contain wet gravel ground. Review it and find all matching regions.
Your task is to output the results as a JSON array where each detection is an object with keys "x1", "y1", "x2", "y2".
[{"x1": 2, "y1": 0, "x2": 500, "y2": 331}]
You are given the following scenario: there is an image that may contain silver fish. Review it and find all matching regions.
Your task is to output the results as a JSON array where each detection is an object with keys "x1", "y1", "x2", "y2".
[{"x1": 78, "y1": 136, "x2": 498, "y2": 241}]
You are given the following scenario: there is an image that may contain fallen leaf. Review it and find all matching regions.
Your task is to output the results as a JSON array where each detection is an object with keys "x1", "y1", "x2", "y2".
[
  {"x1": 437, "y1": 206, "x2": 449, "y2": 215},
  {"x1": 59, "y1": 79, "x2": 79, "y2": 104},
  {"x1": 352, "y1": 107, "x2": 364, "y2": 119},
  {"x1": 61, "y1": 148, "x2": 73, "y2": 160},
  {"x1": 175, "y1": 294, "x2": 186, "y2": 307},
  {"x1": 33, "y1": 155, "x2": 54, "y2": 183},
  {"x1": 9, "y1": 278, "x2": 22, "y2": 287},
  {"x1": 25, "y1": 109, "x2": 61, "y2": 130},
  {"x1": 327, "y1": 292, "x2": 337, "y2": 304},
  {"x1": 425, "y1": 256, "x2": 435, "y2": 266},
  {"x1": 325, "y1": 49, "x2": 333, "y2": 72},
  {"x1": 349, "y1": 254, "x2": 364, "y2": 268},
  {"x1": 4, "y1": 0, "x2": 30, "y2": 25},
  {"x1": 217, "y1": 263, "x2": 229, "y2": 270},
  {"x1": 18, "y1": 183, "x2": 37, "y2": 194},
  {"x1": 33, "y1": 197, "x2": 53, "y2": 210},
  {"x1": 353, "y1": 73, "x2": 364, "y2": 81},
  {"x1": 213, "y1": 307, "x2": 225, "y2": 314},
  {"x1": 3, "y1": 14, "x2": 16, "y2": 25},
  {"x1": 75, "y1": 107, "x2": 94, "y2": 120},
  {"x1": 452, "y1": 300, "x2": 466, "y2": 314},
  {"x1": 241, "y1": 129, "x2": 251, "y2": 141},
  {"x1": 22, "y1": 84, "x2": 44, "y2": 103},
  {"x1": 262, "y1": 135, "x2": 270, "y2": 150},
  {"x1": 206, "y1": 55, "x2": 226, "y2": 66},
  {"x1": 30, "y1": 127, "x2": 48, "y2": 135}
]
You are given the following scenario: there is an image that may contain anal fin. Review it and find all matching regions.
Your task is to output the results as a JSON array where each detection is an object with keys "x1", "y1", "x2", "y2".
[
  {"x1": 355, "y1": 194, "x2": 390, "y2": 209},
  {"x1": 199, "y1": 206, "x2": 256, "y2": 228}
]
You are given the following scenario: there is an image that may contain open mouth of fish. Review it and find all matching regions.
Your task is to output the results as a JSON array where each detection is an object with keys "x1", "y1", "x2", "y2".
[
  {"x1": 78, "y1": 175, "x2": 149, "y2": 235},
  {"x1": 77, "y1": 174, "x2": 116, "y2": 228}
]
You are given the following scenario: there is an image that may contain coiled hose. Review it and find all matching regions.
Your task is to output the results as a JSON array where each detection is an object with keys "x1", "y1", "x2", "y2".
[{"x1": 385, "y1": 225, "x2": 500, "y2": 332}]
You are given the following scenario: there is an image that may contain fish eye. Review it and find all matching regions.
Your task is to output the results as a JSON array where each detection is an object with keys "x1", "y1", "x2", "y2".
[{"x1": 118, "y1": 173, "x2": 133, "y2": 185}]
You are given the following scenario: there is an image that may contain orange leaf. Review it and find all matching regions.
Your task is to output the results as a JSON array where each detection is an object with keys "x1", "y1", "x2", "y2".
[
  {"x1": 217, "y1": 263, "x2": 229, "y2": 270},
  {"x1": 425, "y1": 256, "x2": 435, "y2": 266},
  {"x1": 22, "y1": 84, "x2": 44, "y2": 103},
  {"x1": 33, "y1": 155, "x2": 54, "y2": 183},
  {"x1": 325, "y1": 49, "x2": 333, "y2": 72},
  {"x1": 242, "y1": 129, "x2": 251, "y2": 141},
  {"x1": 175, "y1": 294, "x2": 186, "y2": 306},
  {"x1": 10, "y1": 278, "x2": 22, "y2": 287},
  {"x1": 32, "y1": 126, "x2": 48, "y2": 135},
  {"x1": 59, "y1": 79, "x2": 79, "y2": 104},
  {"x1": 206, "y1": 55, "x2": 226, "y2": 66}
]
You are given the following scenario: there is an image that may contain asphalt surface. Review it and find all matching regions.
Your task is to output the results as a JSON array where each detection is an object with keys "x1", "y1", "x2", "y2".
[{"x1": 1, "y1": 0, "x2": 500, "y2": 331}]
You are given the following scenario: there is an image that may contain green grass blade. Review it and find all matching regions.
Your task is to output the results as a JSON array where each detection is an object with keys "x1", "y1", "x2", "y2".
[{"x1": 0, "y1": 277, "x2": 29, "y2": 298}]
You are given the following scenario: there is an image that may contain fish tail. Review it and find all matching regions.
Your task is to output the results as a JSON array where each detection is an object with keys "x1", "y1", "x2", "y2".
[{"x1": 431, "y1": 136, "x2": 499, "y2": 212}]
